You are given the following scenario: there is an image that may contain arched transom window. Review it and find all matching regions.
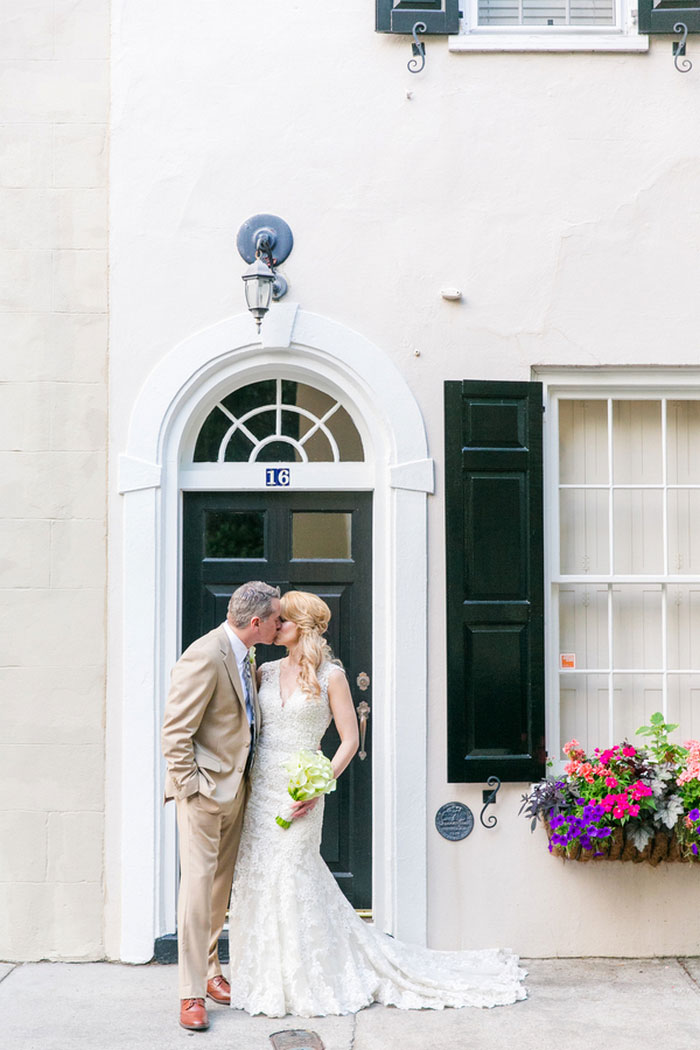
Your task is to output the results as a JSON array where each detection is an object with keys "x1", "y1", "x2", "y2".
[{"x1": 193, "y1": 379, "x2": 364, "y2": 464}]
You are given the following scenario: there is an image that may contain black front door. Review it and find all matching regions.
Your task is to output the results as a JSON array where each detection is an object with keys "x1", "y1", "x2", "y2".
[{"x1": 182, "y1": 490, "x2": 373, "y2": 908}]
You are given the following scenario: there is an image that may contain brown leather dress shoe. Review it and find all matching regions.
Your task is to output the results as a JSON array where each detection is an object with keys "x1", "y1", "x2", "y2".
[
  {"x1": 180, "y1": 998, "x2": 209, "y2": 1030},
  {"x1": 206, "y1": 974, "x2": 231, "y2": 1004}
]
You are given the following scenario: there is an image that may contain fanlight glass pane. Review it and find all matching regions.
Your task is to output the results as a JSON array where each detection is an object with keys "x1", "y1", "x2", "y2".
[
  {"x1": 292, "y1": 512, "x2": 352, "y2": 560},
  {"x1": 193, "y1": 380, "x2": 364, "y2": 463},
  {"x1": 204, "y1": 511, "x2": 265, "y2": 559}
]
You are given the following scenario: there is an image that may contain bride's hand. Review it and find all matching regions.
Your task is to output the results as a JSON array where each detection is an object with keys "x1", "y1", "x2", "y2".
[{"x1": 291, "y1": 797, "x2": 320, "y2": 819}]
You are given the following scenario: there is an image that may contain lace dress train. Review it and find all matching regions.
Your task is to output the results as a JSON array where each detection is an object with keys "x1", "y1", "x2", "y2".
[{"x1": 227, "y1": 660, "x2": 527, "y2": 1017}]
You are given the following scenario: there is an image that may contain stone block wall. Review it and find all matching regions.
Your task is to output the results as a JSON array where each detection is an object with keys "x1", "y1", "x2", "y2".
[{"x1": 0, "y1": 1, "x2": 109, "y2": 960}]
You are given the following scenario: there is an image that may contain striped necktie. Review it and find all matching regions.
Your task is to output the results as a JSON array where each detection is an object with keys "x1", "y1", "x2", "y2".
[{"x1": 241, "y1": 656, "x2": 256, "y2": 751}]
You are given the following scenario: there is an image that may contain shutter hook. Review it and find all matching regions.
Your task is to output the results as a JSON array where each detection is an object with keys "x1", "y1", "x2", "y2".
[
  {"x1": 673, "y1": 22, "x2": 692, "y2": 73},
  {"x1": 408, "y1": 22, "x2": 427, "y2": 75},
  {"x1": 480, "y1": 776, "x2": 501, "y2": 829}
]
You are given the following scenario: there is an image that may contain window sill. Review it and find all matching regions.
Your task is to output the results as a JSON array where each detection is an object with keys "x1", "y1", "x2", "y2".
[{"x1": 449, "y1": 31, "x2": 649, "y2": 52}]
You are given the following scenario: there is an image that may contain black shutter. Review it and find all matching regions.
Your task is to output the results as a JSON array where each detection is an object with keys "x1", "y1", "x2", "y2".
[
  {"x1": 376, "y1": 0, "x2": 461, "y2": 34},
  {"x1": 445, "y1": 380, "x2": 545, "y2": 784},
  {"x1": 638, "y1": 0, "x2": 700, "y2": 34}
]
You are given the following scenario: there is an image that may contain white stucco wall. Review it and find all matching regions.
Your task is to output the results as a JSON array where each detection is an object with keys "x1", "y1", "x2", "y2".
[
  {"x1": 107, "y1": 0, "x2": 700, "y2": 960},
  {"x1": 0, "y1": 1, "x2": 109, "y2": 960}
]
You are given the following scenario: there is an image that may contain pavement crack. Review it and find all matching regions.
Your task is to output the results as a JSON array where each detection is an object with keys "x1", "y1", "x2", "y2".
[
  {"x1": 0, "y1": 965, "x2": 16, "y2": 986},
  {"x1": 676, "y1": 958, "x2": 700, "y2": 995}
]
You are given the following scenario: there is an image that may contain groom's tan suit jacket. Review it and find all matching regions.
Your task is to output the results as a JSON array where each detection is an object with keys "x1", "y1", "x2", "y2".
[{"x1": 161, "y1": 622, "x2": 262, "y2": 806}]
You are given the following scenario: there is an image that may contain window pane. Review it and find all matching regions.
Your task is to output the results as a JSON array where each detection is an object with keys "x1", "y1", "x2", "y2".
[
  {"x1": 613, "y1": 489, "x2": 663, "y2": 573},
  {"x1": 668, "y1": 490, "x2": 700, "y2": 574},
  {"x1": 668, "y1": 401, "x2": 700, "y2": 483},
  {"x1": 612, "y1": 585, "x2": 663, "y2": 669},
  {"x1": 558, "y1": 583, "x2": 609, "y2": 669},
  {"x1": 560, "y1": 489, "x2": 609, "y2": 574},
  {"x1": 559, "y1": 400, "x2": 608, "y2": 485},
  {"x1": 668, "y1": 675, "x2": 700, "y2": 742},
  {"x1": 613, "y1": 400, "x2": 662, "y2": 484},
  {"x1": 667, "y1": 585, "x2": 700, "y2": 670},
  {"x1": 204, "y1": 511, "x2": 265, "y2": 559},
  {"x1": 523, "y1": 0, "x2": 566, "y2": 25},
  {"x1": 292, "y1": 512, "x2": 352, "y2": 560},
  {"x1": 570, "y1": 0, "x2": 614, "y2": 23},
  {"x1": 479, "y1": 0, "x2": 614, "y2": 24},
  {"x1": 613, "y1": 674, "x2": 663, "y2": 742},
  {"x1": 559, "y1": 673, "x2": 609, "y2": 755}
]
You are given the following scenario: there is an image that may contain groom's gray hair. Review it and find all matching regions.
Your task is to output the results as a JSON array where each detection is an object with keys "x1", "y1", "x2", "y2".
[{"x1": 228, "y1": 581, "x2": 281, "y2": 627}]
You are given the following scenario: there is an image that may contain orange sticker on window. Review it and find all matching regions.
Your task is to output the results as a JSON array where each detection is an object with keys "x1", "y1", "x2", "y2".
[{"x1": 560, "y1": 653, "x2": 576, "y2": 670}]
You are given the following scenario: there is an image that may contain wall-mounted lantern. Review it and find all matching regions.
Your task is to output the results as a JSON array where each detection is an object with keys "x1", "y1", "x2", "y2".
[{"x1": 237, "y1": 214, "x2": 293, "y2": 331}]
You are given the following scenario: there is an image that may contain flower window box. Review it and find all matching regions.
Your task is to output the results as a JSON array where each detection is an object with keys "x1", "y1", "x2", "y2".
[{"x1": 522, "y1": 714, "x2": 700, "y2": 865}]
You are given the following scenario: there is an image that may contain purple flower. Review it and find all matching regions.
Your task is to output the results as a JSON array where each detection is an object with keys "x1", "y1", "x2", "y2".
[
  {"x1": 689, "y1": 808, "x2": 700, "y2": 822},
  {"x1": 692, "y1": 844, "x2": 699, "y2": 856}
]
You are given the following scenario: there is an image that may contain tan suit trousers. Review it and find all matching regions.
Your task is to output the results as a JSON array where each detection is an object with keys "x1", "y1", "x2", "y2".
[{"x1": 175, "y1": 785, "x2": 249, "y2": 998}]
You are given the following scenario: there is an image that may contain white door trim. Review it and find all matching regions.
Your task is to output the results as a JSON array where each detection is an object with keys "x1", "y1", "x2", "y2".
[{"x1": 115, "y1": 307, "x2": 433, "y2": 962}]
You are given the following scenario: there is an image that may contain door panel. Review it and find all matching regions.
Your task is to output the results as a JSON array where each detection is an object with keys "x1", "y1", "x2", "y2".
[{"x1": 182, "y1": 490, "x2": 373, "y2": 907}]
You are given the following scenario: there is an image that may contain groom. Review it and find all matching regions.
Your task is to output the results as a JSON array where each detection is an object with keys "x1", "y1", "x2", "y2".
[{"x1": 161, "y1": 580, "x2": 281, "y2": 1031}]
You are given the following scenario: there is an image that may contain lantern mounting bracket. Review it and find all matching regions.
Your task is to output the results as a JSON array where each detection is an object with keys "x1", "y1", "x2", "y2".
[{"x1": 236, "y1": 214, "x2": 293, "y2": 302}]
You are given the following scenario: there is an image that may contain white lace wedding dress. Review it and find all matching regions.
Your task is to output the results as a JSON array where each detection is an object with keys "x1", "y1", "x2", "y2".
[{"x1": 227, "y1": 659, "x2": 527, "y2": 1017}]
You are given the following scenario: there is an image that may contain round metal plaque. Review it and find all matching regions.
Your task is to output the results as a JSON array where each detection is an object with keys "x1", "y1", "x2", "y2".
[{"x1": 435, "y1": 802, "x2": 474, "y2": 841}]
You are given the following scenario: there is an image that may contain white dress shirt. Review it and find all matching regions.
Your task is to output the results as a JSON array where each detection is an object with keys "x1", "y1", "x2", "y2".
[{"x1": 223, "y1": 621, "x2": 254, "y2": 726}]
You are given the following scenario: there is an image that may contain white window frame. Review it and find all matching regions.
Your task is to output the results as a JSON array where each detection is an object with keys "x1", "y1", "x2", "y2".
[
  {"x1": 538, "y1": 368, "x2": 700, "y2": 771},
  {"x1": 450, "y1": 0, "x2": 648, "y2": 51}
]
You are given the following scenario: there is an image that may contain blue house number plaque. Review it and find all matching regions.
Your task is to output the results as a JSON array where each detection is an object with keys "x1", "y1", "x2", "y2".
[{"x1": 265, "y1": 468, "x2": 290, "y2": 487}]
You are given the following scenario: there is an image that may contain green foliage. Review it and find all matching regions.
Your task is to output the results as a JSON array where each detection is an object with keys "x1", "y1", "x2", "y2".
[{"x1": 635, "y1": 711, "x2": 685, "y2": 764}]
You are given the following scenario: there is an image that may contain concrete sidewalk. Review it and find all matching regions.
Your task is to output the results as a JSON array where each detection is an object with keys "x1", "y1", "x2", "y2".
[{"x1": 1, "y1": 958, "x2": 700, "y2": 1050}]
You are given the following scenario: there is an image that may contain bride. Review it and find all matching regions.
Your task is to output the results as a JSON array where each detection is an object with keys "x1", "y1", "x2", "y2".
[{"x1": 227, "y1": 590, "x2": 527, "y2": 1017}]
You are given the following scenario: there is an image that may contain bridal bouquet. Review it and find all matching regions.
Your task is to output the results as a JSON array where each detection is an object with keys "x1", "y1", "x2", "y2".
[{"x1": 275, "y1": 749, "x2": 337, "y2": 829}]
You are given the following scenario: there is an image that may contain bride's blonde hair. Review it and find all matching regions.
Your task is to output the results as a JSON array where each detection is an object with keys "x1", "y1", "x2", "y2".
[{"x1": 281, "y1": 591, "x2": 341, "y2": 700}]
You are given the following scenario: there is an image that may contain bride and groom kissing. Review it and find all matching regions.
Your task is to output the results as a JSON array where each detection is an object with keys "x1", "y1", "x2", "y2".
[{"x1": 162, "y1": 580, "x2": 527, "y2": 1032}]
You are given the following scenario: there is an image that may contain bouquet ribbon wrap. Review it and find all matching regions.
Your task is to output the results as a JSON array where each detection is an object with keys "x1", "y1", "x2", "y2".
[{"x1": 276, "y1": 749, "x2": 337, "y2": 829}]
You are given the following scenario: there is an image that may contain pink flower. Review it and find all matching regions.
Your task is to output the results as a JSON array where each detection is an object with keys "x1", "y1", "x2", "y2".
[
  {"x1": 622, "y1": 746, "x2": 636, "y2": 757},
  {"x1": 605, "y1": 775, "x2": 618, "y2": 788},
  {"x1": 563, "y1": 739, "x2": 585, "y2": 760}
]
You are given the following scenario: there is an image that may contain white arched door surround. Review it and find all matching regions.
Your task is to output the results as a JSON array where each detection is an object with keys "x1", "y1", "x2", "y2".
[{"x1": 117, "y1": 304, "x2": 434, "y2": 964}]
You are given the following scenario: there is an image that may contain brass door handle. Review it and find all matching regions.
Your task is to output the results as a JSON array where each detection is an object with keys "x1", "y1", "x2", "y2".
[{"x1": 356, "y1": 700, "x2": 370, "y2": 760}]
